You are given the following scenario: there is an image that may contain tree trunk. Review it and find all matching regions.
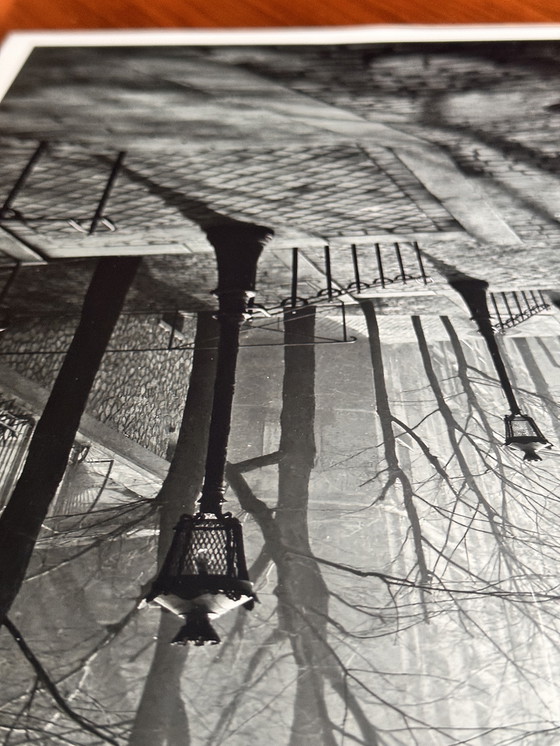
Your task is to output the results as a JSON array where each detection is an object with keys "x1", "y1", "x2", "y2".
[
  {"x1": 129, "y1": 311, "x2": 218, "y2": 746},
  {"x1": 128, "y1": 613, "x2": 190, "y2": 746},
  {"x1": 155, "y1": 311, "x2": 218, "y2": 565},
  {"x1": 0, "y1": 256, "x2": 141, "y2": 622},
  {"x1": 272, "y1": 308, "x2": 337, "y2": 746}
]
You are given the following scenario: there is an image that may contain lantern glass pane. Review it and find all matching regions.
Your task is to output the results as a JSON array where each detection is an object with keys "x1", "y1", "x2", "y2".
[
  {"x1": 184, "y1": 520, "x2": 230, "y2": 575},
  {"x1": 510, "y1": 418, "x2": 537, "y2": 438},
  {"x1": 164, "y1": 515, "x2": 241, "y2": 580}
]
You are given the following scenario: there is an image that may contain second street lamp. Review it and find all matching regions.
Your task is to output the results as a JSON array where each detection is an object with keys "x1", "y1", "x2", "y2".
[{"x1": 450, "y1": 277, "x2": 552, "y2": 462}]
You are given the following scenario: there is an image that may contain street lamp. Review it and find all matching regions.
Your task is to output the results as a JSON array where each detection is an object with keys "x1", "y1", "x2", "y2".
[
  {"x1": 504, "y1": 413, "x2": 552, "y2": 462},
  {"x1": 144, "y1": 512, "x2": 255, "y2": 645},
  {"x1": 143, "y1": 222, "x2": 272, "y2": 645},
  {"x1": 449, "y1": 277, "x2": 552, "y2": 460}
]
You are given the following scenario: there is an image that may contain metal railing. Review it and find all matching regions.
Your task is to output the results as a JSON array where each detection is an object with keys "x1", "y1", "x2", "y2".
[
  {"x1": 277, "y1": 243, "x2": 431, "y2": 309},
  {"x1": 0, "y1": 401, "x2": 34, "y2": 508},
  {"x1": 490, "y1": 290, "x2": 550, "y2": 334},
  {"x1": 0, "y1": 142, "x2": 124, "y2": 235},
  {"x1": 51, "y1": 446, "x2": 115, "y2": 520},
  {"x1": 162, "y1": 304, "x2": 356, "y2": 348}
]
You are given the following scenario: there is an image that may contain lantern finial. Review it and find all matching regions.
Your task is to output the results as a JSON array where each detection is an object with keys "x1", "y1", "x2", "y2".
[{"x1": 171, "y1": 608, "x2": 221, "y2": 646}]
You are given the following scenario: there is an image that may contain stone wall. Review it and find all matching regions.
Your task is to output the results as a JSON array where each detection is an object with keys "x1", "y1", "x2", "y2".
[{"x1": 1, "y1": 313, "x2": 195, "y2": 458}]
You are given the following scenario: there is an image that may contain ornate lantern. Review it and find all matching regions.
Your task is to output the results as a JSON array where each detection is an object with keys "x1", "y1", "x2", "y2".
[
  {"x1": 145, "y1": 512, "x2": 255, "y2": 646},
  {"x1": 504, "y1": 413, "x2": 552, "y2": 461}
]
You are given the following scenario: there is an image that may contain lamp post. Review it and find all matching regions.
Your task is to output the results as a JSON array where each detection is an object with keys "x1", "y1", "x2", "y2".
[
  {"x1": 144, "y1": 223, "x2": 273, "y2": 645},
  {"x1": 450, "y1": 278, "x2": 552, "y2": 461}
]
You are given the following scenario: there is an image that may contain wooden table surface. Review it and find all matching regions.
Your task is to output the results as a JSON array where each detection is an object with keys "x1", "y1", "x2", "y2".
[{"x1": 1, "y1": 0, "x2": 559, "y2": 39}]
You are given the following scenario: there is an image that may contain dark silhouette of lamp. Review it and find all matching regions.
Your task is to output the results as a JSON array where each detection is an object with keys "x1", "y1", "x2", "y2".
[
  {"x1": 144, "y1": 512, "x2": 255, "y2": 645},
  {"x1": 143, "y1": 222, "x2": 272, "y2": 644},
  {"x1": 449, "y1": 277, "x2": 552, "y2": 462}
]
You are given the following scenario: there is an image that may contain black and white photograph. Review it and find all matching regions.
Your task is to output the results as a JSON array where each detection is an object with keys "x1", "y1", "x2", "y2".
[{"x1": 0, "y1": 25, "x2": 560, "y2": 745}]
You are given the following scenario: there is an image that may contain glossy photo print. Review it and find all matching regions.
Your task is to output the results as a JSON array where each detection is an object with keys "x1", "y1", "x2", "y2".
[{"x1": 0, "y1": 26, "x2": 560, "y2": 745}]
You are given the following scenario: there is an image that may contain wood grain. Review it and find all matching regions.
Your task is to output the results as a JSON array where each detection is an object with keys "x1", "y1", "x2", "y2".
[{"x1": 1, "y1": 0, "x2": 560, "y2": 40}]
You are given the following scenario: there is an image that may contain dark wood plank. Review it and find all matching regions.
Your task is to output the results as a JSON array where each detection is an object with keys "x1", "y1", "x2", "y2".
[{"x1": 1, "y1": 0, "x2": 560, "y2": 39}]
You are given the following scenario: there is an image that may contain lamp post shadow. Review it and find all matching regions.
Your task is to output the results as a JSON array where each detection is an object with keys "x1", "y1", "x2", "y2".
[{"x1": 449, "y1": 277, "x2": 552, "y2": 462}]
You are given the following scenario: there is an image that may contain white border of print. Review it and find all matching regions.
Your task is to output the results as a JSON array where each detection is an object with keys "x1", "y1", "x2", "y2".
[{"x1": 1, "y1": 23, "x2": 560, "y2": 102}]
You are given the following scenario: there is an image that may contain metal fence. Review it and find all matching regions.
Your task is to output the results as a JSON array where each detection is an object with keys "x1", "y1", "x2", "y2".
[
  {"x1": 51, "y1": 446, "x2": 114, "y2": 519},
  {"x1": 0, "y1": 142, "x2": 125, "y2": 236},
  {"x1": 0, "y1": 400, "x2": 34, "y2": 508},
  {"x1": 489, "y1": 290, "x2": 550, "y2": 334},
  {"x1": 263, "y1": 243, "x2": 431, "y2": 311}
]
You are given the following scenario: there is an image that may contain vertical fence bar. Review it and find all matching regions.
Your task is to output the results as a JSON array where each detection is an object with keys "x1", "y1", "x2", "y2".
[
  {"x1": 88, "y1": 150, "x2": 126, "y2": 234},
  {"x1": 394, "y1": 243, "x2": 407, "y2": 284},
  {"x1": 0, "y1": 262, "x2": 21, "y2": 307},
  {"x1": 529, "y1": 289, "x2": 539, "y2": 308},
  {"x1": 290, "y1": 248, "x2": 299, "y2": 308},
  {"x1": 341, "y1": 301, "x2": 348, "y2": 342},
  {"x1": 167, "y1": 310, "x2": 181, "y2": 350},
  {"x1": 521, "y1": 290, "x2": 532, "y2": 311},
  {"x1": 414, "y1": 241, "x2": 428, "y2": 285},
  {"x1": 501, "y1": 291, "x2": 515, "y2": 322},
  {"x1": 351, "y1": 243, "x2": 361, "y2": 290},
  {"x1": 490, "y1": 292, "x2": 504, "y2": 332},
  {"x1": 374, "y1": 243, "x2": 386, "y2": 289},
  {"x1": 323, "y1": 245, "x2": 333, "y2": 300},
  {"x1": 513, "y1": 291, "x2": 524, "y2": 317}
]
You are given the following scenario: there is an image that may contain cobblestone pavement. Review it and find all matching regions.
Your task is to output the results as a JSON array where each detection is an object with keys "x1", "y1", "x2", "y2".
[
  {"x1": 232, "y1": 42, "x2": 560, "y2": 247},
  {"x1": 1, "y1": 41, "x2": 560, "y2": 269},
  {"x1": 0, "y1": 139, "x2": 459, "y2": 258}
]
